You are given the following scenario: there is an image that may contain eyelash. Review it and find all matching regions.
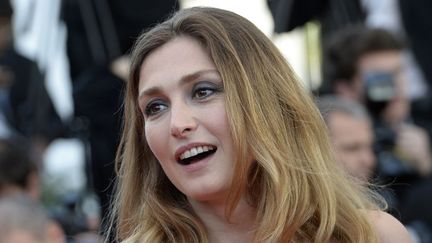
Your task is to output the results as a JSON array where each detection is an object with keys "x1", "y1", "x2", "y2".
[
  {"x1": 193, "y1": 86, "x2": 216, "y2": 99},
  {"x1": 143, "y1": 83, "x2": 223, "y2": 117},
  {"x1": 144, "y1": 100, "x2": 167, "y2": 117}
]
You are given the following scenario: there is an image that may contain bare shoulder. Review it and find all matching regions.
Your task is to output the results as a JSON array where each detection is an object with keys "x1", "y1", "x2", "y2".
[{"x1": 367, "y1": 210, "x2": 413, "y2": 243}]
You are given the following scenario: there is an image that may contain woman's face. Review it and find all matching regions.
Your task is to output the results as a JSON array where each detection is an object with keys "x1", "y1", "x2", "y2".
[{"x1": 137, "y1": 36, "x2": 236, "y2": 202}]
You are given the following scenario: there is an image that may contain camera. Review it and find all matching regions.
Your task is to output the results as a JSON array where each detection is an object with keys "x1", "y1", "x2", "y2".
[
  {"x1": 364, "y1": 72, "x2": 396, "y2": 102},
  {"x1": 363, "y1": 71, "x2": 396, "y2": 117},
  {"x1": 363, "y1": 71, "x2": 416, "y2": 177}
]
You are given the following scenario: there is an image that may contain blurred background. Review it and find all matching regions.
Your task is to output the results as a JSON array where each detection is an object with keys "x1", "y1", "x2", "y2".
[{"x1": 1, "y1": 0, "x2": 432, "y2": 242}]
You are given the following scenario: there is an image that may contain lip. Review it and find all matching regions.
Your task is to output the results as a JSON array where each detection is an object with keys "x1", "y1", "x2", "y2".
[
  {"x1": 174, "y1": 142, "x2": 216, "y2": 162},
  {"x1": 183, "y1": 152, "x2": 215, "y2": 172}
]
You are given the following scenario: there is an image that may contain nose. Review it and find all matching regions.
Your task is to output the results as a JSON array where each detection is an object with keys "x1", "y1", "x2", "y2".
[{"x1": 170, "y1": 101, "x2": 198, "y2": 138}]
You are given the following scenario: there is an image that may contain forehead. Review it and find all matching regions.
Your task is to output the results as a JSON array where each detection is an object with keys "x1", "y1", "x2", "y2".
[
  {"x1": 328, "y1": 112, "x2": 371, "y2": 137},
  {"x1": 357, "y1": 50, "x2": 402, "y2": 73},
  {"x1": 138, "y1": 36, "x2": 216, "y2": 90}
]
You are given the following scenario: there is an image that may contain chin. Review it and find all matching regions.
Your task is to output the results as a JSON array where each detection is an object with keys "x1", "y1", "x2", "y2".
[{"x1": 185, "y1": 185, "x2": 230, "y2": 203}]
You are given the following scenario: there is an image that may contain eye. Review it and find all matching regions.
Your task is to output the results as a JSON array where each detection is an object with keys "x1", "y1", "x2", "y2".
[
  {"x1": 144, "y1": 100, "x2": 167, "y2": 117},
  {"x1": 192, "y1": 81, "x2": 223, "y2": 100},
  {"x1": 193, "y1": 87, "x2": 215, "y2": 99}
]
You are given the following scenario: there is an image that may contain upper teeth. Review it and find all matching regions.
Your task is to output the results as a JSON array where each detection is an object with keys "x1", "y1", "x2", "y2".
[{"x1": 180, "y1": 146, "x2": 215, "y2": 160}]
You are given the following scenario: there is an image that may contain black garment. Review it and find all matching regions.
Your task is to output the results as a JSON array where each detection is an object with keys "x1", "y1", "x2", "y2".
[
  {"x1": 401, "y1": 179, "x2": 432, "y2": 228},
  {"x1": 399, "y1": 0, "x2": 432, "y2": 141},
  {"x1": 399, "y1": 0, "x2": 432, "y2": 91},
  {"x1": 372, "y1": 119, "x2": 426, "y2": 220},
  {"x1": 267, "y1": 0, "x2": 365, "y2": 95},
  {"x1": 267, "y1": 0, "x2": 365, "y2": 35},
  {"x1": 400, "y1": 179, "x2": 432, "y2": 243},
  {"x1": 73, "y1": 67, "x2": 123, "y2": 224},
  {"x1": 62, "y1": 0, "x2": 179, "y2": 78},
  {"x1": 63, "y1": 0, "x2": 179, "y2": 227},
  {"x1": 0, "y1": 46, "x2": 65, "y2": 141},
  {"x1": 268, "y1": 0, "x2": 328, "y2": 33}
]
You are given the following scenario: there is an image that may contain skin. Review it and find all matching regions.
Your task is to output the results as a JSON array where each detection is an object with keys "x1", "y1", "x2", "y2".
[
  {"x1": 2, "y1": 230, "x2": 41, "y2": 243},
  {"x1": 369, "y1": 211, "x2": 413, "y2": 243},
  {"x1": 327, "y1": 111, "x2": 376, "y2": 181},
  {"x1": 137, "y1": 36, "x2": 255, "y2": 242},
  {"x1": 135, "y1": 36, "x2": 410, "y2": 243}
]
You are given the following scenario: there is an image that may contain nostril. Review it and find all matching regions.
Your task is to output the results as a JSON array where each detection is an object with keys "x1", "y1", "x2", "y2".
[
  {"x1": 171, "y1": 124, "x2": 196, "y2": 138},
  {"x1": 170, "y1": 111, "x2": 198, "y2": 138}
]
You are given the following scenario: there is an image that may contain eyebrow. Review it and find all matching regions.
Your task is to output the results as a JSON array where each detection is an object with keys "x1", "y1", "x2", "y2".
[{"x1": 138, "y1": 69, "x2": 219, "y2": 100}]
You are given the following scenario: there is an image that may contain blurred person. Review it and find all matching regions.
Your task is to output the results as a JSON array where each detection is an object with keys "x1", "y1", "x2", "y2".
[
  {"x1": 0, "y1": 135, "x2": 60, "y2": 235},
  {"x1": 323, "y1": 28, "x2": 432, "y2": 243},
  {"x1": 323, "y1": 26, "x2": 432, "y2": 178},
  {"x1": 318, "y1": 94, "x2": 432, "y2": 243},
  {"x1": 0, "y1": 195, "x2": 65, "y2": 243},
  {"x1": 317, "y1": 95, "x2": 376, "y2": 182},
  {"x1": 2, "y1": 1, "x2": 129, "y2": 240},
  {"x1": 361, "y1": 0, "x2": 432, "y2": 143},
  {"x1": 267, "y1": 0, "x2": 432, "y2": 111},
  {"x1": 0, "y1": 0, "x2": 66, "y2": 166},
  {"x1": 0, "y1": 137, "x2": 101, "y2": 242},
  {"x1": 356, "y1": 0, "x2": 430, "y2": 106},
  {"x1": 268, "y1": 0, "x2": 431, "y2": 122},
  {"x1": 317, "y1": 94, "x2": 402, "y2": 214},
  {"x1": 0, "y1": 138, "x2": 39, "y2": 199}
]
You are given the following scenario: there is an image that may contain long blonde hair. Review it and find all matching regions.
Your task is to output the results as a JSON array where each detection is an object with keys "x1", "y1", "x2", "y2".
[{"x1": 110, "y1": 7, "x2": 383, "y2": 242}]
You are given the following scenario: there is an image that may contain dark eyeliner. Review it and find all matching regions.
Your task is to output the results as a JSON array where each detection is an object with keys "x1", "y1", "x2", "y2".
[
  {"x1": 144, "y1": 99, "x2": 166, "y2": 117},
  {"x1": 192, "y1": 81, "x2": 224, "y2": 97}
]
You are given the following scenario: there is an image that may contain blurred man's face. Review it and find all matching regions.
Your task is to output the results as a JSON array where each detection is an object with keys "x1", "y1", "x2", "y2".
[
  {"x1": 357, "y1": 50, "x2": 409, "y2": 126},
  {"x1": 328, "y1": 111, "x2": 376, "y2": 181}
]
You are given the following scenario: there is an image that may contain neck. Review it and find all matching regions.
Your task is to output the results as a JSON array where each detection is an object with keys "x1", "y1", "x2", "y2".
[{"x1": 189, "y1": 197, "x2": 256, "y2": 243}]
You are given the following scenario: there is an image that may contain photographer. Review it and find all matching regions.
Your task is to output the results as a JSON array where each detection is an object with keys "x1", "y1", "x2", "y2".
[
  {"x1": 323, "y1": 26, "x2": 432, "y2": 242},
  {"x1": 323, "y1": 26, "x2": 432, "y2": 180}
]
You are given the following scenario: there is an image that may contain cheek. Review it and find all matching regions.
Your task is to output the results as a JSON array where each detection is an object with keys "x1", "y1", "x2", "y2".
[
  {"x1": 145, "y1": 122, "x2": 168, "y2": 162},
  {"x1": 209, "y1": 106, "x2": 231, "y2": 143}
]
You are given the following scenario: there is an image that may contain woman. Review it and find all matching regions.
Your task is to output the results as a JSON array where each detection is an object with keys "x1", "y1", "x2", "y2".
[{"x1": 109, "y1": 7, "x2": 410, "y2": 242}]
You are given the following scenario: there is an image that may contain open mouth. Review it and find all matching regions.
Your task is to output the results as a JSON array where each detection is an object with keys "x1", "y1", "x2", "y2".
[{"x1": 178, "y1": 146, "x2": 217, "y2": 165}]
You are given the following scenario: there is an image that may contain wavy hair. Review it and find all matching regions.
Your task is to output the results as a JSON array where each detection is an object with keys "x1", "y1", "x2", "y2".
[{"x1": 109, "y1": 7, "x2": 383, "y2": 243}]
